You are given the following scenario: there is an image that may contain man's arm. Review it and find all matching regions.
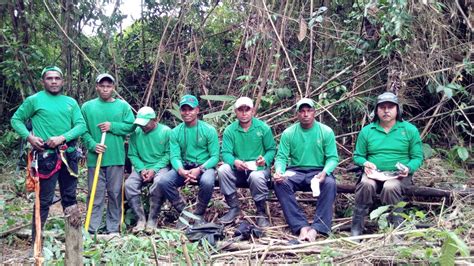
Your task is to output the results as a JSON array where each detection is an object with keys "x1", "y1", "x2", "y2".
[
  {"x1": 322, "y1": 129, "x2": 339, "y2": 174},
  {"x1": 80, "y1": 105, "x2": 98, "y2": 152},
  {"x1": 406, "y1": 126, "x2": 423, "y2": 173},
  {"x1": 262, "y1": 125, "x2": 277, "y2": 167},
  {"x1": 127, "y1": 132, "x2": 146, "y2": 172},
  {"x1": 221, "y1": 128, "x2": 236, "y2": 165},
  {"x1": 11, "y1": 97, "x2": 35, "y2": 140},
  {"x1": 108, "y1": 103, "x2": 136, "y2": 135},
  {"x1": 150, "y1": 128, "x2": 171, "y2": 171},
  {"x1": 170, "y1": 128, "x2": 184, "y2": 171},
  {"x1": 62, "y1": 101, "x2": 86, "y2": 142},
  {"x1": 274, "y1": 131, "x2": 290, "y2": 175},
  {"x1": 353, "y1": 128, "x2": 369, "y2": 167},
  {"x1": 201, "y1": 127, "x2": 219, "y2": 169}
]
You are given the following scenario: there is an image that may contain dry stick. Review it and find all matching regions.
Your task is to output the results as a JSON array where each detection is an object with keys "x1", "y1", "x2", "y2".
[
  {"x1": 143, "y1": 16, "x2": 172, "y2": 106},
  {"x1": 192, "y1": 34, "x2": 212, "y2": 109},
  {"x1": 181, "y1": 235, "x2": 192, "y2": 266},
  {"x1": 261, "y1": 0, "x2": 303, "y2": 99},
  {"x1": 257, "y1": 240, "x2": 272, "y2": 266},
  {"x1": 221, "y1": 16, "x2": 249, "y2": 111},
  {"x1": 150, "y1": 236, "x2": 159, "y2": 266},
  {"x1": 420, "y1": 94, "x2": 447, "y2": 139},
  {"x1": 411, "y1": 106, "x2": 474, "y2": 122},
  {"x1": 456, "y1": 0, "x2": 473, "y2": 31},
  {"x1": 212, "y1": 229, "x2": 430, "y2": 260},
  {"x1": 305, "y1": 0, "x2": 314, "y2": 98},
  {"x1": 451, "y1": 97, "x2": 473, "y2": 129}
]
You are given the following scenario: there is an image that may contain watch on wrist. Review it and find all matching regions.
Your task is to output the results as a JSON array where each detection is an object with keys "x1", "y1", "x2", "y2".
[{"x1": 199, "y1": 165, "x2": 207, "y2": 173}]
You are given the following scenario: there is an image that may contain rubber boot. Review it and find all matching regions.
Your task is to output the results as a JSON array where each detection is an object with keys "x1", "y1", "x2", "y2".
[
  {"x1": 390, "y1": 207, "x2": 404, "y2": 228},
  {"x1": 129, "y1": 197, "x2": 146, "y2": 233},
  {"x1": 255, "y1": 200, "x2": 271, "y2": 227},
  {"x1": 351, "y1": 204, "x2": 369, "y2": 238},
  {"x1": 173, "y1": 199, "x2": 188, "y2": 230},
  {"x1": 145, "y1": 198, "x2": 163, "y2": 234},
  {"x1": 218, "y1": 193, "x2": 241, "y2": 224},
  {"x1": 193, "y1": 202, "x2": 208, "y2": 226}
]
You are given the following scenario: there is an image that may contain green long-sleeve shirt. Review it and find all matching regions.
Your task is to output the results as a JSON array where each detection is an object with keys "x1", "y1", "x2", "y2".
[
  {"x1": 170, "y1": 120, "x2": 219, "y2": 171},
  {"x1": 274, "y1": 121, "x2": 339, "y2": 174},
  {"x1": 11, "y1": 90, "x2": 86, "y2": 143},
  {"x1": 353, "y1": 121, "x2": 423, "y2": 173},
  {"x1": 128, "y1": 123, "x2": 171, "y2": 172},
  {"x1": 81, "y1": 98, "x2": 135, "y2": 167},
  {"x1": 222, "y1": 118, "x2": 276, "y2": 168}
]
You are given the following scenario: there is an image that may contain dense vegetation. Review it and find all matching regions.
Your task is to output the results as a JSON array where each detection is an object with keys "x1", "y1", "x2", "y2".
[{"x1": 0, "y1": 0, "x2": 472, "y2": 264}]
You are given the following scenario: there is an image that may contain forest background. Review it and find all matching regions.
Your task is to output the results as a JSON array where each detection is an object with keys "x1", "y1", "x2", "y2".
[{"x1": 0, "y1": 0, "x2": 472, "y2": 264}]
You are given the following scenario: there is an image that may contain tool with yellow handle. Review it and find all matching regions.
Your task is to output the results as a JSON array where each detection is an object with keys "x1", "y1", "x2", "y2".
[{"x1": 85, "y1": 132, "x2": 106, "y2": 232}]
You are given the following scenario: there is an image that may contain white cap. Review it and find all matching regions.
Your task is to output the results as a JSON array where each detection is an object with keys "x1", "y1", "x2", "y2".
[{"x1": 235, "y1": 97, "x2": 254, "y2": 109}]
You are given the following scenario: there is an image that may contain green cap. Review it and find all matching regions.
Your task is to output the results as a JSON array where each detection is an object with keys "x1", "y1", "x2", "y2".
[
  {"x1": 179, "y1": 95, "x2": 199, "y2": 108},
  {"x1": 134, "y1": 106, "x2": 156, "y2": 126},
  {"x1": 296, "y1": 98, "x2": 315, "y2": 110},
  {"x1": 41, "y1": 66, "x2": 63, "y2": 78}
]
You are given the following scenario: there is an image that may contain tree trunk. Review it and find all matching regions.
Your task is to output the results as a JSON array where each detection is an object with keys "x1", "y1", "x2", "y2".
[{"x1": 64, "y1": 205, "x2": 82, "y2": 266}]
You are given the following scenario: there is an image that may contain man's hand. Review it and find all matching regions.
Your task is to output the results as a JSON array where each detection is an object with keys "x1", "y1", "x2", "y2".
[
  {"x1": 234, "y1": 159, "x2": 249, "y2": 171},
  {"x1": 314, "y1": 171, "x2": 327, "y2": 183},
  {"x1": 363, "y1": 161, "x2": 377, "y2": 175},
  {"x1": 95, "y1": 144, "x2": 107, "y2": 154},
  {"x1": 27, "y1": 134, "x2": 45, "y2": 151},
  {"x1": 256, "y1": 155, "x2": 265, "y2": 167},
  {"x1": 46, "y1": 135, "x2": 66, "y2": 148},
  {"x1": 141, "y1": 169, "x2": 155, "y2": 182},
  {"x1": 273, "y1": 172, "x2": 285, "y2": 184},
  {"x1": 98, "y1": 122, "x2": 111, "y2": 133},
  {"x1": 397, "y1": 168, "x2": 409, "y2": 180},
  {"x1": 184, "y1": 168, "x2": 200, "y2": 184}
]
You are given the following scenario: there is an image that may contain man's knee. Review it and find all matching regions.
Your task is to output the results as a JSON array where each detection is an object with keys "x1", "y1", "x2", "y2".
[
  {"x1": 200, "y1": 170, "x2": 216, "y2": 187},
  {"x1": 383, "y1": 179, "x2": 402, "y2": 191},
  {"x1": 248, "y1": 171, "x2": 266, "y2": 184},
  {"x1": 217, "y1": 164, "x2": 232, "y2": 177}
]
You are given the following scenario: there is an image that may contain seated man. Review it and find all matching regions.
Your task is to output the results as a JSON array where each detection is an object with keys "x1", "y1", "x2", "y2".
[
  {"x1": 125, "y1": 107, "x2": 172, "y2": 233},
  {"x1": 217, "y1": 97, "x2": 276, "y2": 227},
  {"x1": 158, "y1": 95, "x2": 219, "y2": 228},
  {"x1": 273, "y1": 98, "x2": 339, "y2": 242},
  {"x1": 351, "y1": 92, "x2": 423, "y2": 236}
]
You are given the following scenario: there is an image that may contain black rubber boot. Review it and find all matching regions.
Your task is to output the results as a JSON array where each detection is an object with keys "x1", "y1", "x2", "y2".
[
  {"x1": 218, "y1": 193, "x2": 241, "y2": 224},
  {"x1": 193, "y1": 202, "x2": 208, "y2": 226},
  {"x1": 351, "y1": 204, "x2": 369, "y2": 238},
  {"x1": 145, "y1": 198, "x2": 163, "y2": 233},
  {"x1": 173, "y1": 199, "x2": 188, "y2": 230},
  {"x1": 390, "y1": 207, "x2": 404, "y2": 228},
  {"x1": 128, "y1": 197, "x2": 146, "y2": 233},
  {"x1": 255, "y1": 200, "x2": 270, "y2": 227}
]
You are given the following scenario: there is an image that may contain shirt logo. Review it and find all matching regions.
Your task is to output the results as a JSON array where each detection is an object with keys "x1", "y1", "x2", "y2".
[{"x1": 256, "y1": 131, "x2": 263, "y2": 137}]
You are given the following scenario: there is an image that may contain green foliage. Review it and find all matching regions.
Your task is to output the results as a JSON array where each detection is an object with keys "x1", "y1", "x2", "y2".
[{"x1": 439, "y1": 231, "x2": 469, "y2": 266}]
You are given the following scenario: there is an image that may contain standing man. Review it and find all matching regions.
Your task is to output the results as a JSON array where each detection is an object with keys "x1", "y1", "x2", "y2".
[
  {"x1": 273, "y1": 98, "x2": 339, "y2": 242},
  {"x1": 11, "y1": 66, "x2": 86, "y2": 244},
  {"x1": 81, "y1": 73, "x2": 135, "y2": 235},
  {"x1": 351, "y1": 92, "x2": 423, "y2": 237},
  {"x1": 158, "y1": 95, "x2": 219, "y2": 228},
  {"x1": 217, "y1": 97, "x2": 276, "y2": 227},
  {"x1": 125, "y1": 106, "x2": 172, "y2": 233}
]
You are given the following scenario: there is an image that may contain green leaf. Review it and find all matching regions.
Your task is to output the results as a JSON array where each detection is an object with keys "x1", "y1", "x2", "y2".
[
  {"x1": 378, "y1": 213, "x2": 389, "y2": 230},
  {"x1": 181, "y1": 210, "x2": 202, "y2": 221},
  {"x1": 167, "y1": 108, "x2": 183, "y2": 121},
  {"x1": 395, "y1": 201, "x2": 407, "y2": 208},
  {"x1": 203, "y1": 110, "x2": 232, "y2": 120},
  {"x1": 422, "y1": 143, "x2": 435, "y2": 159},
  {"x1": 200, "y1": 95, "x2": 236, "y2": 102},
  {"x1": 456, "y1": 147, "x2": 469, "y2": 161},
  {"x1": 370, "y1": 205, "x2": 390, "y2": 220}
]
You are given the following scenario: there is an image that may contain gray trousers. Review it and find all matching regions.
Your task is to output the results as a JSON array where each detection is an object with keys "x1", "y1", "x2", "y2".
[
  {"x1": 124, "y1": 167, "x2": 169, "y2": 203},
  {"x1": 217, "y1": 163, "x2": 270, "y2": 202},
  {"x1": 87, "y1": 166, "x2": 124, "y2": 233},
  {"x1": 355, "y1": 173, "x2": 412, "y2": 206}
]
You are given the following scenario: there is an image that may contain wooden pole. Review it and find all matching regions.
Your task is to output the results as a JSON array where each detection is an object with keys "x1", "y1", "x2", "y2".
[{"x1": 64, "y1": 204, "x2": 82, "y2": 265}]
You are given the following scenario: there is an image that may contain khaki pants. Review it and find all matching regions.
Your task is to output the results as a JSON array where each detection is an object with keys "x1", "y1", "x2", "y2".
[{"x1": 355, "y1": 173, "x2": 412, "y2": 206}]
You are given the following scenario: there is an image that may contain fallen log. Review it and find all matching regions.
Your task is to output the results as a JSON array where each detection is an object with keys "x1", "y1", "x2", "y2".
[{"x1": 336, "y1": 184, "x2": 473, "y2": 198}]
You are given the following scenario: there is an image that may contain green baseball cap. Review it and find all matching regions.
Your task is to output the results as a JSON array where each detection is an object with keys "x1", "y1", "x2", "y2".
[
  {"x1": 296, "y1": 98, "x2": 315, "y2": 110},
  {"x1": 179, "y1": 95, "x2": 199, "y2": 108},
  {"x1": 41, "y1": 66, "x2": 63, "y2": 78},
  {"x1": 134, "y1": 106, "x2": 156, "y2": 126}
]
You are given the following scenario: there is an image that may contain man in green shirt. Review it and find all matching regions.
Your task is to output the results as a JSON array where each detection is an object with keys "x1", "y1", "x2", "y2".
[
  {"x1": 81, "y1": 73, "x2": 135, "y2": 234},
  {"x1": 351, "y1": 92, "x2": 423, "y2": 237},
  {"x1": 11, "y1": 66, "x2": 86, "y2": 243},
  {"x1": 217, "y1": 97, "x2": 276, "y2": 227},
  {"x1": 273, "y1": 98, "x2": 339, "y2": 242},
  {"x1": 125, "y1": 107, "x2": 172, "y2": 233},
  {"x1": 158, "y1": 95, "x2": 219, "y2": 228}
]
